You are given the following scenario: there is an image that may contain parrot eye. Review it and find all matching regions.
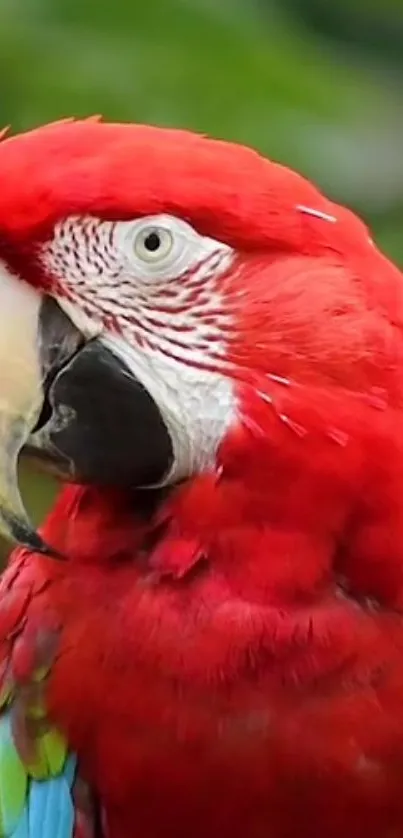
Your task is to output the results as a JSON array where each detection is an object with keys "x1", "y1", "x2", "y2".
[
  {"x1": 133, "y1": 225, "x2": 174, "y2": 263},
  {"x1": 122, "y1": 214, "x2": 222, "y2": 281}
]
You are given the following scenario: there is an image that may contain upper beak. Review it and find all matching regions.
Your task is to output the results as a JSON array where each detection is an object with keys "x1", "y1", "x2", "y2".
[
  {"x1": 0, "y1": 272, "x2": 173, "y2": 555},
  {"x1": 0, "y1": 271, "x2": 82, "y2": 553},
  {"x1": 0, "y1": 270, "x2": 53, "y2": 553}
]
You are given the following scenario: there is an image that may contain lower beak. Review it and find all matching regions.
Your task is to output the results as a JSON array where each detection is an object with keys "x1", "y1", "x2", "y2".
[{"x1": 0, "y1": 274, "x2": 173, "y2": 554}]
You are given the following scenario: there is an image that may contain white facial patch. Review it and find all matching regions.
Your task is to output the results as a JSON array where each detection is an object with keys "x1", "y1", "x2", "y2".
[{"x1": 41, "y1": 214, "x2": 238, "y2": 482}]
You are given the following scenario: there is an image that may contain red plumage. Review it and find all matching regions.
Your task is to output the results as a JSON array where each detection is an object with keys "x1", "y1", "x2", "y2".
[{"x1": 1, "y1": 120, "x2": 403, "y2": 836}]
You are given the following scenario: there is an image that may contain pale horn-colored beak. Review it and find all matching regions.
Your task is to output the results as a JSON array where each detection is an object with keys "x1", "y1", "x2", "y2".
[{"x1": 0, "y1": 262, "x2": 52, "y2": 552}]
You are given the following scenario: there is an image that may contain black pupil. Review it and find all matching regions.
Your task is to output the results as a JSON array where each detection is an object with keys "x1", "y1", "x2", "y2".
[{"x1": 144, "y1": 231, "x2": 161, "y2": 252}]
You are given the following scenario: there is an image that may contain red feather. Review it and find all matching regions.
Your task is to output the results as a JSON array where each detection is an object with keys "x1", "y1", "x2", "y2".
[{"x1": 2, "y1": 467, "x2": 402, "y2": 838}]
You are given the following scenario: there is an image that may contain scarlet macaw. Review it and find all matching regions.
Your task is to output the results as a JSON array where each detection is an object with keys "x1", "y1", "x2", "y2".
[{"x1": 0, "y1": 119, "x2": 401, "y2": 837}]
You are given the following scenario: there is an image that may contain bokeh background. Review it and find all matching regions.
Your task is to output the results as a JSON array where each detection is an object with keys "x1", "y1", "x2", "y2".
[{"x1": 1, "y1": 0, "x2": 403, "y2": 558}]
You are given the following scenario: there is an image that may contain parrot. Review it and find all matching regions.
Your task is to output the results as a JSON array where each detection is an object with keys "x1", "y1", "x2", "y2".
[{"x1": 0, "y1": 117, "x2": 402, "y2": 838}]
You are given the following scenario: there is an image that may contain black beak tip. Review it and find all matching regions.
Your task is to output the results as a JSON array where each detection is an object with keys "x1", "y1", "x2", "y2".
[{"x1": 3, "y1": 512, "x2": 65, "y2": 559}]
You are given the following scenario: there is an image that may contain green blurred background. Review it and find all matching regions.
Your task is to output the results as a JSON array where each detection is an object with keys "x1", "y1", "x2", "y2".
[{"x1": 1, "y1": 0, "x2": 403, "y2": 559}]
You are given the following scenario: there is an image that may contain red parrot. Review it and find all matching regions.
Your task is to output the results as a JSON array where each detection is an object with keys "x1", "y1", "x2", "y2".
[{"x1": 0, "y1": 118, "x2": 402, "y2": 838}]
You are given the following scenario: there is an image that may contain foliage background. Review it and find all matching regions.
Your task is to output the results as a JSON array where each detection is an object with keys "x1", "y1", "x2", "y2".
[{"x1": 0, "y1": 0, "x2": 403, "y2": 556}]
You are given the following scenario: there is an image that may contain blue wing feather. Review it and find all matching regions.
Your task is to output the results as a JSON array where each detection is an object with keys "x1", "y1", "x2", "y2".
[
  {"x1": 27, "y1": 755, "x2": 76, "y2": 838},
  {"x1": 0, "y1": 710, "x2": 77, "y2": 838}
]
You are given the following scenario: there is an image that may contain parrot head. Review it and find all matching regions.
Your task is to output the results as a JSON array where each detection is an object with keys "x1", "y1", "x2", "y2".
[{"x1": 0, "y1": 117, "x2": 402, "y2": 597}]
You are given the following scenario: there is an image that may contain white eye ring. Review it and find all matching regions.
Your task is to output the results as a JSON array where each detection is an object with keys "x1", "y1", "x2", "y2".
[{"x1": 133, "y1": 225, "x2": 174, "y2": 263}]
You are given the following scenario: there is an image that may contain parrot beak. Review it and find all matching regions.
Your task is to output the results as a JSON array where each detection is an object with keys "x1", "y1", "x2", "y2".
[
  {"x1": 0, "y1": 267, "x2": 54, "y2": 553},
  {"x1": 0, "y1": 265, "x2": 173, "y2": 554}
]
